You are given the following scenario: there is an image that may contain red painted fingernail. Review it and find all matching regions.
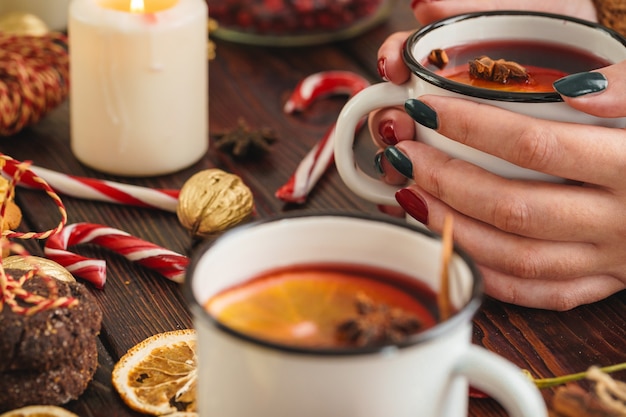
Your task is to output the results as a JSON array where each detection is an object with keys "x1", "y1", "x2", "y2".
[
  {"x1": 377, "y1": 57, "x2": 389, "y2": 81},
  {"x1": 378, "y1": 119, "x2": 398, "y2": 145},
  {"x1": 396, "y1": 188, "x2": 428, "y2": 224}
]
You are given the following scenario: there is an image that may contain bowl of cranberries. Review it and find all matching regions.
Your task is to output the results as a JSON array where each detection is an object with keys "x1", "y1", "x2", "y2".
[{"x1": 208, "y1": 0, "x2": 395, "y2": 46}]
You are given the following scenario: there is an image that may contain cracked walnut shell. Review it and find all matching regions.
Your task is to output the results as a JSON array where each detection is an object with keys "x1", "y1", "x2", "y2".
[{"x1": 176, "y1": 169, "x2": 254, "y2": 237}]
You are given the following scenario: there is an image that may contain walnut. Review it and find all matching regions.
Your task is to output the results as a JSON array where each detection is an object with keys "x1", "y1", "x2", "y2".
[{"x1": 176, "y1": 169, "x2": 254, "y2": 237}]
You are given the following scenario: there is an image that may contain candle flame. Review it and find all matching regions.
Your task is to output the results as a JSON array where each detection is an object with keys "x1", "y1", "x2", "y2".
[{"x1": 130, "y1": 0, "x2": 144, "y2": 13}]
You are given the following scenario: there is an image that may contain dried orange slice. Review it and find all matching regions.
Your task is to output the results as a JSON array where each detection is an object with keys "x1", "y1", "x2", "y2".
[
  {"x1": 112, "y1": 329, "x2": 197, "y2": 416},
  {"x1": 0, "y1": 405, "x2": 79, "y2": 417}
]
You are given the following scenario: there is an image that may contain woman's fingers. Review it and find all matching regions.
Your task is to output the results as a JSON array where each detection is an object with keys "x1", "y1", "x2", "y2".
[
  {"x1": 390, "y1": 140, "x2": 625, "y2": 243},
  {"x1": 377, "y1": 31, "x2": 413, "y2": 84},
  {"x1": 397, "y1": 184, "x2": 606, "y2": 276},
  {"x1": 480, "y1": 265, "x2": 626, "y2": 311},
  {"x1": 555, "y1": 62, "x2": 626, "y2": 118},
  {"x1": 370, "y1": 30, "x2": 418, "y2": 186},
  {"x1": 374, "y1": 149, "x2": 408, "y2": 186},
  {"x1": 412, "y1": 0, "x2": 597, "y2": 25},
  {"x1": 367, "y1": 106, "x2": 416, "y2": 147},
  {"x1": 396, "y1": 185, "x2": 626, "y2": 310},
  {"x1": 404, "y1": 95, "x2": 626, "y2": 187}
]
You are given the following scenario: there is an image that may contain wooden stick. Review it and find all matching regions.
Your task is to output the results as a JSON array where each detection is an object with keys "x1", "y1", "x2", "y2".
[{"x1": 438, "y1": 214, "x2": 454, "y2": 321}]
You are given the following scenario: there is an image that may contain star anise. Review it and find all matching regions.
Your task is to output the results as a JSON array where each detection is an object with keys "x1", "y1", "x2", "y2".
[
  {"x1": 469, "y1": 55, "x2": 529, "y2": 84},
  {"x1": 336, "y1": 292, "x2": 423, "y2": 347},
  {"x1": 212, "y1": 118, "x2": 277, "y2": 160}
]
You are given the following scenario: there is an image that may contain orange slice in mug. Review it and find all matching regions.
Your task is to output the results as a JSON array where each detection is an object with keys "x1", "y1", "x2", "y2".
[{"x1": 204, "y1": 264, "x2": 438, "y2": 348}]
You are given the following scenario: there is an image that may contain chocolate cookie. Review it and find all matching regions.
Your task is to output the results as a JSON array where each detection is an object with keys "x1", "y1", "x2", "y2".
[{"x1": 0, "y1": 271, "x2": 102, "y2": 411}]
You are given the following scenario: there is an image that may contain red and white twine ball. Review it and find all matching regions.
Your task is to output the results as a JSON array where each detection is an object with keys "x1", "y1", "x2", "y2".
[{"x1": 0, "y1": 31, "x2": 69, "y2": 136}]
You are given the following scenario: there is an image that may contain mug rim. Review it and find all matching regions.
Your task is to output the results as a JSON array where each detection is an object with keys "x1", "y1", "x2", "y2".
[
  {"x1": 183, "y1": 211, "x2": 484, "y2": 357},
  {"x1": 403, "y1": 10, "x2": 626, "y2": 103}
]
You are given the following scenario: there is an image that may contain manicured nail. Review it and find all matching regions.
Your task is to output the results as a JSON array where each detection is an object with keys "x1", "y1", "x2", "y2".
[
  {"x1": 384, "y1": 146, "x2": 413, "y2": 179},
  {"x1": 374, "y1": 152, "x2": 385, "y2": 176},
  {"x1": 378, "y1": 119, "x2": 398, "y2": 145},
  {"x1": 405, "y1": 99, "x2": 438, "y2": 129},
  {"x1": 553, "y1": 71, "x2": 608, "y2": 98},
  {"x1": 377, "y1": 57, "x2": 389, "y2": 81},
  {"x1": 396, "y1": 188, "x2": 428, "y2": 224}
]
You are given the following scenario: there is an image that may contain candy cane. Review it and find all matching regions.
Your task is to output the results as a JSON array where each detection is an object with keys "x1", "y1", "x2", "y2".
[
  {"x1": 44, "y1": 223, "x2": 189, "y2": 289},
  {"x1": 1, "y1": 155, "x2": 179, "y2": 212},
  {"x1": 282, "y1": 71, "x2": 371, "y2": 114},
  {"x1": 276, "y1": 71, "x2": 370, "y2": 204}
]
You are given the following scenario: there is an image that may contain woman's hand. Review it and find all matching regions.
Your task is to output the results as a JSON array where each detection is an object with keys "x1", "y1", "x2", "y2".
[
  {"x1": 369, "y1": 0, "x2": 599, "y2": 190},
  {"x1": 382, "y1": 61, "x2": 626, "y2": 311},
  {"x1": 365, "y1": 0, "x2": 624, "y2": 310}
]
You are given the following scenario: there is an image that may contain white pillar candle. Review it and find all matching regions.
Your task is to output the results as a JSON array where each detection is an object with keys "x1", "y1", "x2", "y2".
[
  {"x1": 69, "y1": 0, "x2": 208, "y2": 177},
  {"x1": 0, "y1": 0, "x2": 71, "y2": 31}
]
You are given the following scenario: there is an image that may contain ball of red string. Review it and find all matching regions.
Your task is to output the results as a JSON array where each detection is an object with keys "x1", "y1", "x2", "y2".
[{"x1": 0, "y1": 32, "x2": 69, "y2": 136}]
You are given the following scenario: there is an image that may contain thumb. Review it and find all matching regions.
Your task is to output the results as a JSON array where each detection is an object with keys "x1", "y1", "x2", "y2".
[{"x1": 553, "y1": 60, "x2": 626, "y2": 118}]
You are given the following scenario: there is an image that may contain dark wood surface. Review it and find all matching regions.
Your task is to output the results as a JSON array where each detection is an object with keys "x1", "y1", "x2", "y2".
[{"x1": 1, "y1": 4, "x2": 625, "y2": 416}]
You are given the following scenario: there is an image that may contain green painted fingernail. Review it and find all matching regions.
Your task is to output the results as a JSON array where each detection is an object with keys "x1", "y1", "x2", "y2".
[
  {"x1": 374, "y1": 152, "x2": 385, "y2": 176},
  {"x1": 553, "y1": 72, "x2": 608, "y2": 97},
  {"x1": 384, "y1": 146, "x2": 413, "y2": 179},
  {"x1": 405, "y1": 99, "x2": 438, "y2": 129}
]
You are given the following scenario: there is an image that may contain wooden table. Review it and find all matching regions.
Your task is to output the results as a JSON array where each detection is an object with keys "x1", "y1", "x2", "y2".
[{"x1": 2, "y1": 4, "x2": 625, "y2": 416}]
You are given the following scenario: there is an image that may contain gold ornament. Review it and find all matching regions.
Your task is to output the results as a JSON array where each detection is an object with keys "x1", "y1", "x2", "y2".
[
  {"x1": 3, "y1": 255, "x2": 75, "y2": 283},
  {"x1": 177, "y1": 169, "x2": 254, "y2": 237},
  {"x1": 0, "y1": 12, "x2": 49, "y2": 36}
]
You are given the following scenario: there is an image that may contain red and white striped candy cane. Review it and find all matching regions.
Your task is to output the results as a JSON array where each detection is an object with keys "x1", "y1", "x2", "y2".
[
  {"x1": 276, "y1": 71, "x2": 370, "y2": 204},
  {"x1": 282, "y1": 71, "x2": 370, "y2": 114},
  {"x1": 1, "y1": 155, "x2": 179, "y2": 212},
  {"x1": 44, "y1": 223, "x2": 189, "y2": 289}
]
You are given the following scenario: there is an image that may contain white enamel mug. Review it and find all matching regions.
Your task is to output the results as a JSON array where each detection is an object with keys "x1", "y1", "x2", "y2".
[
  {"x1": 334, "y1": 11, "x2": 626, "y2": 206},
  {"x1": 185, "y1": 213, "x2": 548, "y2": 417}
]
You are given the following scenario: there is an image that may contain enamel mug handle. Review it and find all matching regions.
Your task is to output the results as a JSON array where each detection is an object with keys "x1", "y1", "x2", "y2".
[
  {"x1": 334, "y1": 82, "x2": 411, "y2": 206},
  {"x1": 454, "y1": 345, "x2": 548, "y2": 417}
]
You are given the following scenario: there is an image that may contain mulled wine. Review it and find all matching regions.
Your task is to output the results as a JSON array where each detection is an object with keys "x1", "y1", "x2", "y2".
[
  {"x1": 424, "y1": 40, "x2": 612, "y2": 92},
  {"x1": 204, "y1": 263, "x2": 439, "y2": 348}
]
